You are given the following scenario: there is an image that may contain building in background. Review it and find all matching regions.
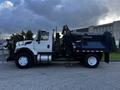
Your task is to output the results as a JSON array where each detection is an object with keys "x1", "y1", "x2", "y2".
[
  {"x1": 88, "y1": 23, "x2": 113, "y2": 34},
  {"x1": 88, "y1": 21, "x2": 120, "y2": 47},
  {"x1": 73, "y1": 21, "x2": 120, "y2": 47}
]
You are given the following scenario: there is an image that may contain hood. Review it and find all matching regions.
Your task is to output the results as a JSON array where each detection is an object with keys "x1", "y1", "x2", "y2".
[{"x1": 16, "y1": 40, "x2": 32, "y2": 46}]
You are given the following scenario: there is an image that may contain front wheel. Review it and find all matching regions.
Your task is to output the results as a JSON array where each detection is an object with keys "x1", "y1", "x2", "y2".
[
  {"x1": 15, "y1": 53, "x2": 32, "y2": 69},
  {"x1": 84, "y1": 54, "x2": 100, "y2": 68}
]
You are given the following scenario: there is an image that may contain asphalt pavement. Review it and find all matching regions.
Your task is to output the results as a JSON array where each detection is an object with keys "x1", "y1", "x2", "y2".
[{"x1": 0, "y1": 61, "x2": 119, "y2": 90}]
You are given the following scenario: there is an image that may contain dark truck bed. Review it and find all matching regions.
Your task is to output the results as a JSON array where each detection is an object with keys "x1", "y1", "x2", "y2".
[
  {"x1": 72, "y1": 32, "x2": 112, "y2": 52},
  {"x1": 54, "y1": 31, "x2": 112, "y2": 64},
  {"x1": 71, "y1": 32, "x2": 112, "y2": 63}
]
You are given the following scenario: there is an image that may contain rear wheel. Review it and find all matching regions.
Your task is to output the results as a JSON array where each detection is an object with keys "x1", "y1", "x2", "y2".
[
  {"x1": 84, "y1": 54, "x2": 100, "y2": 68},
  {"x1": 15, "y1": 53, "x2": 33, "y2": 69}
]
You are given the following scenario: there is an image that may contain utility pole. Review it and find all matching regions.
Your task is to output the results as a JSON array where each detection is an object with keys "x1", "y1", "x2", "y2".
[{"x1": 56, "y1": 26, "x2": 57, "y2": 33}]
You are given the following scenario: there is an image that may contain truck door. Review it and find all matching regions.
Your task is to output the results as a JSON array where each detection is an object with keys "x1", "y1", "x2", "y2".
[{"x1": 34, "y1": 31, "x2": 52, "y2": 53}]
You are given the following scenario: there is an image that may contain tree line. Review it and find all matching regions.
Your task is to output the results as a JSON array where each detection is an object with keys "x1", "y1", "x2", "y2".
[
  {"x1": 10, "y1": 30, "x2": 33, "y2": 43},
  {"x1": 6, "y1": 30, "x2": 34, "y2": 61}
]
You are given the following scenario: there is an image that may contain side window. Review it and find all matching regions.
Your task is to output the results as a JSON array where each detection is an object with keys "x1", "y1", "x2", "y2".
[
  {"x1": 41, "y1": 32, "x2": 49, "y2": 40},
  {"x1": 37, "y1": 31, "x2": 49, "y2": 41}
]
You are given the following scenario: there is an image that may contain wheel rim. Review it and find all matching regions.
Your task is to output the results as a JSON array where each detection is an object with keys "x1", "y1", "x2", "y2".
[
  {"x1": 88, "y1": 56, "x2": 97, "y2": 66},
  {"x1": 18, "y1": 56, "x2": 28, "y2": 66}
]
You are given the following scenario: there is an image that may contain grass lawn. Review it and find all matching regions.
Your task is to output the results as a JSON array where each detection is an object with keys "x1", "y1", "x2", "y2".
[{"x1": 110, "y1": 53, "x2": 120, "y2": 61}]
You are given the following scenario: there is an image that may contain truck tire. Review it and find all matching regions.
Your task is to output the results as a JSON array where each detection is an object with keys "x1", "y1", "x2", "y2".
[
  {"x1": 84, "y1": 54, "x2": 100, "y2": 68},
  {"x1": 15, "y1": 53, "x2": 32, "y2": 69}
]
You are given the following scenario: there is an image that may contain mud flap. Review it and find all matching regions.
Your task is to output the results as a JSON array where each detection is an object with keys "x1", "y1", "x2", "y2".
[{"x1": 104, "y1": 52, "x2": 110, "y2": 63}]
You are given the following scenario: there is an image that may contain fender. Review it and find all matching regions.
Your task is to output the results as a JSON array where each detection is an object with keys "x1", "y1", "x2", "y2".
[
  {"x1": 14, "y1": 48, "x2": 37, "y2": 63},
  {"x1": 15, "y1": 47, "x2": 37, "y2": 55}
]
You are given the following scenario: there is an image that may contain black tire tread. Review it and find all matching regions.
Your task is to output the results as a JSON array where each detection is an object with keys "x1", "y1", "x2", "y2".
[
  {"x1": 84, "y1": 54, "x2": 100, "y2": 68},
  {"x1": 15, "y1": 52, "x2": 32, "y2": 69}
]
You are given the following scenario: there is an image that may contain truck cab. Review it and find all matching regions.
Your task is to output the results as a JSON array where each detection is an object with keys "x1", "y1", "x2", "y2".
[{"x1": 15, "y1": 31, "x2": 53, "y2": 68}]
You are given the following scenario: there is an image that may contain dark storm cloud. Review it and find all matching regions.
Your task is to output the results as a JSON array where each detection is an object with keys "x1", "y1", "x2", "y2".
[
  {"x1": 26, "y1": 0, "x2": 109, "y2": 28},
  {"x1": 0, "y1": 0, "x2": 54, "y2": 33},
  {"x1": 0, "y1": 0, "x2": 119, "y2": 33}
]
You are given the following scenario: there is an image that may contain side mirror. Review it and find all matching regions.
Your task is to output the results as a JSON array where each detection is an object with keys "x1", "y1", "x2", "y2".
[{"x1": 36, "y1": 39, "x2": 40, "y2": 44}]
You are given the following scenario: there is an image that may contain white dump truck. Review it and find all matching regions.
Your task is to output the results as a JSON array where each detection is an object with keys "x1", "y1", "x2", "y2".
[{"x1": 14, "y1": 27, "x2": 112, "y2": 69}]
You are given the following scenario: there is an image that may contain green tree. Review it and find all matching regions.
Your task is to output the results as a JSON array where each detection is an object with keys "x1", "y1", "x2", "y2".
[
  {"x1": 119, "y1": 39, "x2": 120, "y2": 48},
  {"x1": 6, "y1": 33, "x2": 24, "y2": 61},
  {"x1": 25, "y1": 30, "x2": 33, "y2": 40},
  {"x1": 10, "y1": 33, "x2": 24, "y2": 50},
  {"x1": 111, "y1": 36, "x2": 117, "y2": 52},
  {"x1": 11, "y1": 34, "x2": 24, "y2": 42},
  {"x1": 21, "y1": 30, "x2": 26, "y2": 40}
]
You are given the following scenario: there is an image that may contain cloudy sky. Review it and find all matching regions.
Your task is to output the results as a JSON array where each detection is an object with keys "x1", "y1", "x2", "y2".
[{"x1": 0, "y1": 0, "x2": 120, "y2": 33}]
